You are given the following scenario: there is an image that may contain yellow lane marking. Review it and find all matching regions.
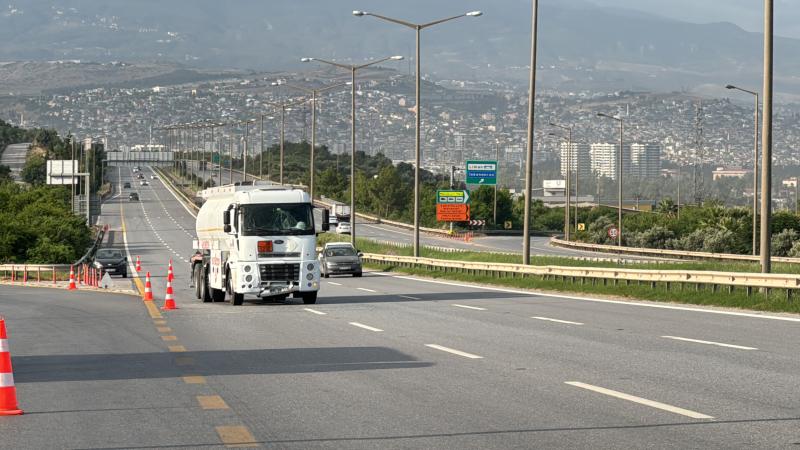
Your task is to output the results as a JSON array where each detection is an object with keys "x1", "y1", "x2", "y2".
[
  {"x1": 215, "y1": 425, "x2": 259, "y2": 448},
  {"x1": 197, "y1": 395, "x2": 230, "y2": 410},
  {"x1": 161, "y1": 335, "x2": 178, "y2": 341},
  {"x1": 153, "y1": 319, "x2": 167, "y2": 325},
  {"x1": 168, "y1": 345, "x2": 187, "y2": 352},
  {"x1": 145, "y1": 301, "x2": 163, "y2": 319},
  {"x1": 182, "y1": 375, "x2": 206, "y2": 384},
  {"x1": 157, "y1": 327, "x2": 172, "y2": 333},
  {"x1": 175, "y1": 356, "x2": 194, "y2": 366}
]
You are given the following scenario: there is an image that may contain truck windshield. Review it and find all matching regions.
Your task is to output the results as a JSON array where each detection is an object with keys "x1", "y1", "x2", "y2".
[{"x1": 241, "y1": 203, "x2": 314, "y2": 236}]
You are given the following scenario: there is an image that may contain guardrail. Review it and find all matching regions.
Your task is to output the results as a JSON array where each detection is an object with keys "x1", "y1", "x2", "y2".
[
  {"x1": 154, "y1": 167, "x2": 200, "y2": 213},
  {"x1": 551, "y1": 238, "x2": 800, "y2": 265},
  {"x1": 0, "y1": 263, "x2": 104, "y2": 287},
  {"x1": 361, "y1": 253, "x2": 800, "y2": 299}
]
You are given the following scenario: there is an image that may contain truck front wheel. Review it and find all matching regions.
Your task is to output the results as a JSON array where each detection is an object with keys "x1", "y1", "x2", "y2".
[
  {"x1": 225, "y1": 268, "x2": 244, "y2": 306},
  {"x1": 200, "y1": 266, "x2": 212, "y2": 303},
  {"x1": 301, "y1": 292, "x2": 317, "y2": 304}
]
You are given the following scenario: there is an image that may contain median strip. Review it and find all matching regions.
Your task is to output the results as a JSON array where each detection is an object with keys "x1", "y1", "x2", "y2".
[
  {"x1": 565, "y1": 381, "x2": 714, "y2": 419},
  {"x1": 661, "y1": 335, "x2": 757, "y2": 350},
  {"x1": 425, "y1": 344, "x2": 483, "y2": 359}
]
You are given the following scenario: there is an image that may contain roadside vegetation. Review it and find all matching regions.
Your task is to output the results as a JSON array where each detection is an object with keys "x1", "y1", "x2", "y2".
[{"x1": 0, "y1": 120, "x2": 99, "y2": 263}]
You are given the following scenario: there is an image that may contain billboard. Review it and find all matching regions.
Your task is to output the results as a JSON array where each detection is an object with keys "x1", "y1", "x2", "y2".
[{"x1": 46, "y1": 160, "x2": 79, "y2": 185}]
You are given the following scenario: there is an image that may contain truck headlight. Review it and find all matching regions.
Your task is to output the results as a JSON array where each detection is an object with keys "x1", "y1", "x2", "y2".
[
  {"x1": 245, "y1": 275, "x2": 253, "y2": 282},
  {"x1": 306, "y1": 263, "x2": 315, "y2": 271},
  {"x1": 243, "y1": 265, "x2": 252, "y2": 273},
  {"x1": 306, "y1": 273, "x2": 314, "y2": 280}
]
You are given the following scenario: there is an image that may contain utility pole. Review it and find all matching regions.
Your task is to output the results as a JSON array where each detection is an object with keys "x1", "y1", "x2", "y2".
[
  {"x1": 760, "y1": 0, "x2": 774, "y2": 273},
  {"x1": 522, "y1": 0, "x2": 539, "y2": 265}
]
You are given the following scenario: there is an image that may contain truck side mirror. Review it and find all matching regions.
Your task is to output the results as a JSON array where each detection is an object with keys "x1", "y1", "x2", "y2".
[{"x1": 321, "y1": 209, "x2": 330, "y2": 232}]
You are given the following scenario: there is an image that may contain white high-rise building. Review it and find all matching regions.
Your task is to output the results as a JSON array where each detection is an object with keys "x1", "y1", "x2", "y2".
[
  {"x1": 589, "y1": 142, "x2": 660, "y2": 180},
  {"x1": 630, "y1": 143, "x2": 661, "y2": 179},
  {"x1": 559, "y1": 143, "x2": 592, "y2": 178}
]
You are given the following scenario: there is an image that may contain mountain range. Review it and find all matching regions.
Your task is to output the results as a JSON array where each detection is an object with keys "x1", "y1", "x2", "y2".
[{"x1": 1, "y1": 0, "x2": 799, "y2": 97}]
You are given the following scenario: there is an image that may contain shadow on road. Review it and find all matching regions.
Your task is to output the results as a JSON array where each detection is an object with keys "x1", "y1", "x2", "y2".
[{"x1": 14, "y1": 347, "x2": 432, "y2": 383}]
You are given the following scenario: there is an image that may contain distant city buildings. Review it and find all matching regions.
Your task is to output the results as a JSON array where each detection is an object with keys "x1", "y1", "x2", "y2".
[
  {"x1": 711, "y1": 167, "x2": 750, "y2": 180},
  {"x1": 579, "y1": 142, "x2": 661, "y2": 181}
]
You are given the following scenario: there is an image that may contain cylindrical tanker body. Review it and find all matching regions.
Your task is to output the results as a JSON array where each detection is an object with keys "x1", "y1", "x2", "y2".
[
  {"x1": 191, "y1": 183, "x2": 324, "y2": 306},
  {"x1": 196, "y1": 191, "x2": 236, "y2": 252}
]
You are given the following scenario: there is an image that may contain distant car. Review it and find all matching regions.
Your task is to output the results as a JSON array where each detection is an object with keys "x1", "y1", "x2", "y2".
[
  {"x1": 123, "y1": 182, "x2": 131, "y2": 189},
  {"x1": 150, "y1": 175, "x2": 157, "y2": 180},
  {"x1": 132, "y1": 168, "x2": 138, "y2": 173},
  {"x1": 140, "y1": 180, "x2": 148, "y2": 186},
  {"x1": 136, "y1": 173, "x2": 144, "y2": 179},
  {"x1": 335, "y1": 222, "x2": 351, "y2": 234},
  {"x1": 319, "y1": 242, "x2": 362, "y2": 278},
  {"x1": 92, "y1": 248, "x2": 127, "y2": 278},
  {"x1": 128, "y1": 192, "x2": 139, "y2": 201}
]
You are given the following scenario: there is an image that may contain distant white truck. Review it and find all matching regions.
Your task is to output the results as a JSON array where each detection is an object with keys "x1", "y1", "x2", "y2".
[
  {"x1": 332, "y1": 203, "x2": 350, "y2": 224},
  {"x1": 191, "y1": 182, "x2": 329, "y2": 305}
]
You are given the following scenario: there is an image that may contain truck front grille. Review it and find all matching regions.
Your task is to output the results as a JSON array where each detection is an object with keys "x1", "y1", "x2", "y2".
[{"x1": 259, "y1": 263, "x2": 300, "y2": 282}]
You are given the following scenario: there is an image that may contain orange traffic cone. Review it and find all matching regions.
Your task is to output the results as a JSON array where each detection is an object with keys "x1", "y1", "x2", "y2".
[
  {"x1": 0, "y1": 317, "x2": 23, "y2": 415},
  {"x1": 143, "y1": 272, "x2": 154, "y2": 301},
  {"x1": 161, "y1": 279, "x2": 177, "y2": 310},
  {"x1": 167, "y1": 259, "x2": 174, "y2": 282},
  {"x1": 68, "y1": 266, "x2": 77, "y2": 290},
  {"x1": 135, "y1": 256, "x2": 142, "y2": 273}
]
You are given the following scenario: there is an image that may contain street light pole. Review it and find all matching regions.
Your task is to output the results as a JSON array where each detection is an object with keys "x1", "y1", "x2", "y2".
[
  {"x1": 597, "y1": 113, "x2": 624, "y2": 246},
  {"x1": 284, "y1": 82, "x2": 351, "y2": 198},
  {"x1": 550, "y1": 122, "x2": 572, "y2": 240},
  {"x1": 522, "y1": 0, "x2": 539, "y2": 265},
  {"x1": 302, "y1": 55, "x2": 404, "y2": 246},
  {"x1": 726, "y1": 84, "x2": 759, "y2": 255},
  {"x1": 354, "y1": 9, "x2": 482, "y2": 257},
  {"x1": 760, "y1": 0, "x2": 774, "y2": 273}
]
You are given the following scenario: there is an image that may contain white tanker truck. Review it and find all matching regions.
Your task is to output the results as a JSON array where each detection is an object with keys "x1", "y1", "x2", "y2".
[{"x1": 191, "y1": 182, "x2": 329, "y2": 305}]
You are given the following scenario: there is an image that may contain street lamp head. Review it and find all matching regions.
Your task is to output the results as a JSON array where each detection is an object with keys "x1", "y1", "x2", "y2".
[
  {"x1": 352, "y1": 10, "x2": 366, "y2": 16},
  {"x1": 466, "y1": 11, "x2": 483, "y2": 17},
  {"x1": 390, "y1": 55, "x2": 404, "y2": 60},
  {"x1": 725, "y1": 84, "x2": 736, "y2": 90}
]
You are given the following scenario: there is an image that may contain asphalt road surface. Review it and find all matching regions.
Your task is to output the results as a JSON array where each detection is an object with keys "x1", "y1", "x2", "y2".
[
  {"x1": 0, "y1": 143, "x2": 30, "y2": 181},
  {"x1": 1, "y1": 163, "x2": 798, "y2": 448}
]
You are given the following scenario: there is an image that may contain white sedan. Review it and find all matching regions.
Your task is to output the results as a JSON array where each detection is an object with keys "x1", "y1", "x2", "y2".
[{"x1": 335, "y1": 222, "x2": 351, "y2": 234}]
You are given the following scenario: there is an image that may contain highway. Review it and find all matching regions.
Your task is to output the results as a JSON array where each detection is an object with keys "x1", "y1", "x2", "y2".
[
  {"x1": 180, "y1": 161, "x2": 640, "y2": 259},
  {"x1": 0, "y1": 143, "x2": 30, "y2": 181},
  {"x1": 2, "y1": 163, "x2": 799, "y2": 448}
]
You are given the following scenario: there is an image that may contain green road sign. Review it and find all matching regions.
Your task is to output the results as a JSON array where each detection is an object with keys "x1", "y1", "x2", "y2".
[
  {"x1": 465, "y1": 160, "x2": 497, "y2": 185},
  {"x1": 436, "y1": 190, "x2": 470, "y2": 204}
]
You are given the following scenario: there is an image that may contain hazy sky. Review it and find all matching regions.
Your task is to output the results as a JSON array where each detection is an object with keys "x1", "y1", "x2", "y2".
[{"x1": 587, "y1": 0, "x2": 800, "y2": 38}]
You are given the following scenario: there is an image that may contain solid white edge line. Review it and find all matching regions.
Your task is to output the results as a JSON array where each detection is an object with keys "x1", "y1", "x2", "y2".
[
  {"x1": 452, "y1": 304, "x2": 487, "y2": 311},
  {"x1": 349, "y1": 322, "x2": 384, "y2": 332},
  {"x1": 151, "y1": 166, "x2": 198, "y2": 218},
  {"x1": 327, "y1": 282, "x2": 342, "y2": 286},
  {"x1": 565, "y1": 381, "x2": 714, "y2": 419},
  {"x1": 399, "y1": 295, "x2": 421, "y2": 300},
  {"x1": 303, "y1": 308, "x2": 327, "y2": 315},
  {"x1": 661, "y1": 336, "x2": 757, "y2": 350},
  {"x1": 425, "y1": 344, "x2": 483, "y2": 359},
  {"x1": 371, "y1": 273, "x2": 800, "y2": 323},
  {"x1": 531, "y1": 316, "x2": 584, "y2": 325},
  {"x1": 357, "y1": 287, "x2": 378, "y2": 293}
]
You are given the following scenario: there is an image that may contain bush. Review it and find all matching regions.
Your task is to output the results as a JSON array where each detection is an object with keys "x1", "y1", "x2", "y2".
[
  {"x1": 628, "y1": 225, "x2": 675, "y2": 249},
  {"x1": 771, "y1": 228, "x2": 799, "y2": 257},
  {"x1": 702, "y1": 228, "x2": 735, "y2": 253}
]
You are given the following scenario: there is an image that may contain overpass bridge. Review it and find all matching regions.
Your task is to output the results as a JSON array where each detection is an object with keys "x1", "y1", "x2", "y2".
[{"x1": 105, "y1": 151, "x2": 174, "y2": 166}]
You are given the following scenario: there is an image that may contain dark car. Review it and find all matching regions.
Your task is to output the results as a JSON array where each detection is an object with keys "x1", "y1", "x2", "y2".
[
  {"x1": 93, "y1": 248, "x2": 128, "y2": 278},
  {"x1": 128, "y1": 192, "x2": 139, "y2": 201},
  {"x1": 123, "y1": 182, "x2": 131, "y2": 188},
  {"x1": 319, "y1": 242, "x2": 362, "y2": 277}
]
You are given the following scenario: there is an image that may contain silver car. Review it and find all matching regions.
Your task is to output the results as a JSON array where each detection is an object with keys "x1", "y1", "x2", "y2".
[{"x1": 319, "y1": 242, "x2": 362, "y2": 278}]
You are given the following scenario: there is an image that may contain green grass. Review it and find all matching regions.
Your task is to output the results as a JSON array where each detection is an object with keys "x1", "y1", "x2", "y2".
[{"x1": 318, "y1": 233, "x2": 800, "y2": 274}]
